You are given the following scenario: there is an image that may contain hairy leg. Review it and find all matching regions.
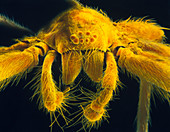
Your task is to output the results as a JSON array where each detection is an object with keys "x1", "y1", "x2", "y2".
[
  {"x1": 0, "y1": 42, "x2": 30, "y2": 54},
  {"x1": 137, "y1": 79, "x2": 152, "y2": 132},
  {"x1": 0, "y1": 40, "x2": 48, "y2": 89},
  {"x1": 117, "y1": 47, "x2": 170, "y2": 91},
  {"x1": 41, "y1": 50, "x2": 64, "y2": 111},
  {"x1": 116, "y1": 47, "x2": 170, "y2": 132},
  {"x1": 83, "y1": 52, "x2": 118, "y2": 123}
]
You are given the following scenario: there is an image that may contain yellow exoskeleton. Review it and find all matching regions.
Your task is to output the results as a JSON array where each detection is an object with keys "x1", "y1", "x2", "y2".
[{"x1": 0, "y1": 0, "x2": 169, "y2": 132}]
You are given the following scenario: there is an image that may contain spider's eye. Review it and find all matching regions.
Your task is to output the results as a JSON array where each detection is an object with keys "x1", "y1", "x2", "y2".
[
  {"x1": 78, "y1": 31, "x2": 83, "y2": 36},
  {"x1": 86, "y1": 31, "x2": 91, "y2": 36},
  {"x1": 90, "y1": 37, "x2": 95, "y2": 43},
  {"x1": 93, "y1": 35, "x2": 97, "y2": 38},
  {"x1": 70, "y1": 34, "x2": 79, "y2": 44}
]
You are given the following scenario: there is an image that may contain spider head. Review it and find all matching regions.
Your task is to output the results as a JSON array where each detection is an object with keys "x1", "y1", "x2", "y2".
[{"x1": 38, "y1": 2, "x2": 118, "y2": 54}]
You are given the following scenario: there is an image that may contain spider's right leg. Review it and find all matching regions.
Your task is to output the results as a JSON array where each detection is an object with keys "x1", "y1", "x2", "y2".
[
  {"x1": 0, "y1": 40, "x2": 48, "y2": 89},
  {"x1": 40, "y1": 50, "x2": 82, "y2": 122},
  {"x1": 41, "y1": 50, "x2": 64, "y2": 112},
  {"x1": 0, "y1": 41, "x2": 31, "y2": 54}
]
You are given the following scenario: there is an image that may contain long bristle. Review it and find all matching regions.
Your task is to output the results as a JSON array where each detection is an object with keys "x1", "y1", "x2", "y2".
[{"x1": 0, "y1": 14, "x2": 33, "y2": 33}]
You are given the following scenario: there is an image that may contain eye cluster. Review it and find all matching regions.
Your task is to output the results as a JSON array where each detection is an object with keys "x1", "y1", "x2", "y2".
[{"x1": 70, "y1": 31, "x2": 97, "y2": 45}]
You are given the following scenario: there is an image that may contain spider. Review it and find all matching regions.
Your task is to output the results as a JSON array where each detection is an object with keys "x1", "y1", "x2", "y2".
[{"x1": 0, "y1": 0, "x2": 169, "y2": 132}]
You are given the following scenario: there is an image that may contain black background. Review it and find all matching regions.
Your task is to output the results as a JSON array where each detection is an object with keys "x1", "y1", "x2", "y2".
[{"x1": 0, "y1": 0, "x2": 169, "y2": 132}]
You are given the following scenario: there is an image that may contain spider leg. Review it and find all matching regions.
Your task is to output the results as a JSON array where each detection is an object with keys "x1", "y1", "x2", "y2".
[
  {"x1": 0, "y1": 40, "x2": 48, "y2": 89},
  {"x1": 116, "y1": 47, "x2": 170, "y2": 132},
  {"x1": 137, "y1": 79, "x2": 151, "y2": 132},
  {"x1": 41, "y1": 50, "x2": 65, "y2": 111},
  {"x1": 83, "y1": 52, "x2": 118, "y2": 123},
  {"x1": 117, "y1": 47, "x2": 170, "y2": 91},
  {"x1": 0, "y1": 41, "x2": 30, "y2": 54}
]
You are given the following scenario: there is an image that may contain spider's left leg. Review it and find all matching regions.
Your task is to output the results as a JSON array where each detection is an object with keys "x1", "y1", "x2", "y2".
[
  {"x1": 137, "y1": 79, "x2": 152, "y2": 132},
  {"x1": 116, "y1": 46, "x2": 170, "y2": 91},
  {"x1": 83, "y1": 52, "x2": 118, "y2": 124},
  {"x1": 116, "y1": 47, "x2": 170, "y2": 132}
]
